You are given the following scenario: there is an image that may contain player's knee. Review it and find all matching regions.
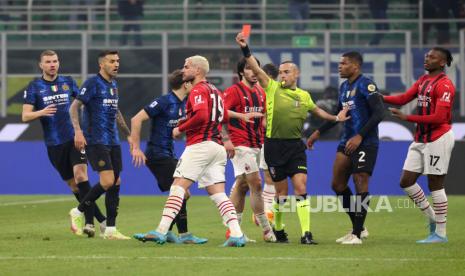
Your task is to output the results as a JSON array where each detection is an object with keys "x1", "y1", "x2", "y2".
[
  {"x1": 399, "y1": 178, "x2": 412, "y2": 189},
  {"x1": 331, "y1": 181, "x2": 345, "y2": 193},
  {"x1": 100, "y1": 176, "x2": 115, "y2": 188},
  {"x1": 73, "y1": 174, "x2": 87, "y2": 184},
  {"x1": 294, "y1": 184, "x2": 306, "y2": 195}
]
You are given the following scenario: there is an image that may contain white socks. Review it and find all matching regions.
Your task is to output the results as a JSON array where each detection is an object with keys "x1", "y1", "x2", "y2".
[
  {"x1": 404, "y1": 183, "x2": 436, "y2": 223},
  {"x1": 210, "y1": 192, "x2": 243, "y2": 238},
  {"x1": 157, "y1": 185, "x2": 185, "y2": 235},
  {"x1": 262, "y1": 183, "x2": 276, "y2": 212},
  {"x1": 431, "y1": 189, "x2": 448, "y2": 237}
]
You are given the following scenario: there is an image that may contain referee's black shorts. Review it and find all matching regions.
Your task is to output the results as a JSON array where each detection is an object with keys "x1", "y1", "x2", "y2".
[{"x1": 264, "y1": 138, "x2": 307, "y2": 182}]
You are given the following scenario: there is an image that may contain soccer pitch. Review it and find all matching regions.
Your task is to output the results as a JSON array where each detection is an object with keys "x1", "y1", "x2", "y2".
[{"x1": 1, "y1": 195, "x2": 464, "y2": 275}]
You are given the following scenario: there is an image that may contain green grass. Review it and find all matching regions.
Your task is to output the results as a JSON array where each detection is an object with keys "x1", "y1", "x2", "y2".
[{"x1": 1, "y1": 195, "x2": 464, "y2": 275}]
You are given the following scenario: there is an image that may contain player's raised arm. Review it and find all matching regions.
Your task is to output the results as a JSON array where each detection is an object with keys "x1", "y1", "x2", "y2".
[{"x1": 235, "y1": 32, "x2": 270, "y2": 89}]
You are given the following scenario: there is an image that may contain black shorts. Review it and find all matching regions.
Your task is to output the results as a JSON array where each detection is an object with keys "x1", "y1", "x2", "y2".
[
  {"x1": 337, "y1": 145, "x2": 378, "y2": 176},
  {"x1": 146, "y1": 157, "x2": 178, "y2": 192},
  {"x1": 264, "y1": 138, "x2": 307, "y2": 182},
  {"x1": 86, "y1": 145, "x2": 123, "y2": 176},
  {"x1": 47, "y1": 140, "x2": 87, "y2": 181}
]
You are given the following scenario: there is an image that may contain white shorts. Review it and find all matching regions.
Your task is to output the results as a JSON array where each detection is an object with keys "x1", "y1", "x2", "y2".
[
  {"x1": 259, "y1": 146, "x2": 268, "y2": 170},
  {"x1": 231, "y1": 146, "x2": 261, "y2": 177},
  {"x1": 403, "y1": 130, "x2": 455, "y2": 175},
  {"x1": 173, "y1": 141, "x2": 227, "y2": 188}
]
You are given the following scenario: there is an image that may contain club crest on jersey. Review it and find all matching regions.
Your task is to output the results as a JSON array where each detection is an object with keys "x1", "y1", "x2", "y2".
[
  {"x1": 51, "y1": 85, "x2": 58, "y2": 92},
  {"x1": 350, "y1": 88, "x2": 357, "y2": 97},
  {"x1": 62, "y1": 84, "x2": 69, "y2": 91}
]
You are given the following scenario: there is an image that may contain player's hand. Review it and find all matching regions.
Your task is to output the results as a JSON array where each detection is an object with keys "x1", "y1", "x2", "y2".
[
  {"x1": 236, "y1": 32, "x2": 247, "y2": 48},
  {"x1": 241, "y1": 112, "x2": 264, "y2": 123},
  {"x1": 336, "y1": 106, "x2": 351, "y2": 122},
  {"x1": 131, "y1": 147, "x2": 147, "y2": 167},
  {"x1": 40, "y1": 104, "x2": 57, "y2": 117},
  {"x1": 172, "y1": 127, "x2": 182, "y2": 139},
  {"x1": 74, "y1": 130, "x2": 87, "y2": 151},
  {"x1": 345, "y1": 134, "x2": 362, "y2": 155},
  {"x1": 224, "y1": 140, "x2": 235, "y2": 159},
  {"x1": 389, "y1": 107, "x2": 407, "y2": 121},
  {"x1": 306, "y1": 130, "x2": 320, "y2": 150}
]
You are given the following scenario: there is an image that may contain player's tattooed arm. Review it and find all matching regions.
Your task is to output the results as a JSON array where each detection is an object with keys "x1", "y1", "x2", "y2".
[
  {"x1": 116, "y1": 109, "x2": 131, "y2": 137},
  {"x1": 69, "y1": 99, "x2": 86, "y2": 150},
  {"x1": 69, "y1": 99, "x2": 83, "y2": 132}
]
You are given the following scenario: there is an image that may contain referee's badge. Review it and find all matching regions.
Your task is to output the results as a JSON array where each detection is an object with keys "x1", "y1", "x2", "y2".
[{"x1": 367, "y1": 84, "x2": 376, "y2": 93}]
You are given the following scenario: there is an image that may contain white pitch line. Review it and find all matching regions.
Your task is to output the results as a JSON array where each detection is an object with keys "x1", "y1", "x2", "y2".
[
  {"x1": 0, "y1": 197, "x2": 73, "y2": 206},
  {"x1": 0, "y1": 256, "x2": 464, "y2": 262}
]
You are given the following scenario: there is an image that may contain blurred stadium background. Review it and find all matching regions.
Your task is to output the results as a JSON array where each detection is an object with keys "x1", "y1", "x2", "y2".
[{"x1": 1, "y1": 0, "x2": 465, "y2": 194}]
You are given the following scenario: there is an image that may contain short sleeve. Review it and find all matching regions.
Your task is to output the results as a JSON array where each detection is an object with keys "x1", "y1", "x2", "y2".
[
  {"x1": 223, "y1": 86, "x2": 240, "y2": 110},
  {"x1": 70, "y1": 78, "x2": 79, "y2": 98},
  {"x1": 360, "y1": 79, "x2": 379, "y2": 99},
  {"x1": 190, "y1": 86, "x2": 208, "y2": 112},
  {"x1": 144, "y1": 97, "x2": 166, "y2": 118},
  {"x1": 435, "y1": 81, "x2": 455, "y2": 107},
  {"x1": 76, "y1": 79, "x2": 95, "y2": 104},
  {"x1": 304, "y1": 92, "x2": 317, "y2": 112},
  {"x1": 23, "y1": 82, "x2": 36, "y2": 105}
]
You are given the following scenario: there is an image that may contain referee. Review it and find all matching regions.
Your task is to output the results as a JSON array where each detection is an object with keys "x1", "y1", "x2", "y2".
[{"x1": 235, "y1": 32, "x2": 350, "y2": 244}]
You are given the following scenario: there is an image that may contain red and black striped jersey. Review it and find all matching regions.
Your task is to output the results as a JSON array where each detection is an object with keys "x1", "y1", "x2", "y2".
[
  {"x1": 178, "y1": 81, "x2": 227, "y2": 146},
  {"x1": 384, "y1": 73, "x2": 455, "y2": 143},
  {"x1": 224, "y1": 82, "x2": 266, "y2": 148}
]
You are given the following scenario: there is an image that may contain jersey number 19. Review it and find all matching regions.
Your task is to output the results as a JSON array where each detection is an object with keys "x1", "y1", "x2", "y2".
[{"x1": 210, "y1": 93, "x2": 224, "y2": 122}]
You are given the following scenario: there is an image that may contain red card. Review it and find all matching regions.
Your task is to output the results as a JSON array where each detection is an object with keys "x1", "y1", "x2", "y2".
[{"x1": 242, "y1": 24, "x2": 251, "y2": 38}]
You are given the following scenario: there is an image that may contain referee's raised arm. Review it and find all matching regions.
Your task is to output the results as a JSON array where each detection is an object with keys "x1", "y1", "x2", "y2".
[{"x1": 235, "y1": 32, "x2": 270, "y2": 89}]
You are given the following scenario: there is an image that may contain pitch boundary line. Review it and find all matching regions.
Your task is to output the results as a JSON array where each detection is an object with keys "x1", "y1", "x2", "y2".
[
  {"x1": 0, "y1": 197, "x2": 73, "y2": 206},
  {"x1": 0, "y1": 256, "x2": 464, "y2": 262}
]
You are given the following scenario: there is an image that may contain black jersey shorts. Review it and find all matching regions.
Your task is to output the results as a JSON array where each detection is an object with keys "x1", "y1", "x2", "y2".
[
  {"x1": 46, "y1": 140, "x2": 87, "y2": 181},
  {"x1": 86, "y1": 144, "x2": 123, "y2": 177},
  {"x1": 146, "y1": 157, "x2": 178, "y2": 192},
  {"x1": 337, "y1": 145, "x2": 378, "y2": 176},
  {"x1": 264, "y1": 138, "x2": 307, "y2": 182}
]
